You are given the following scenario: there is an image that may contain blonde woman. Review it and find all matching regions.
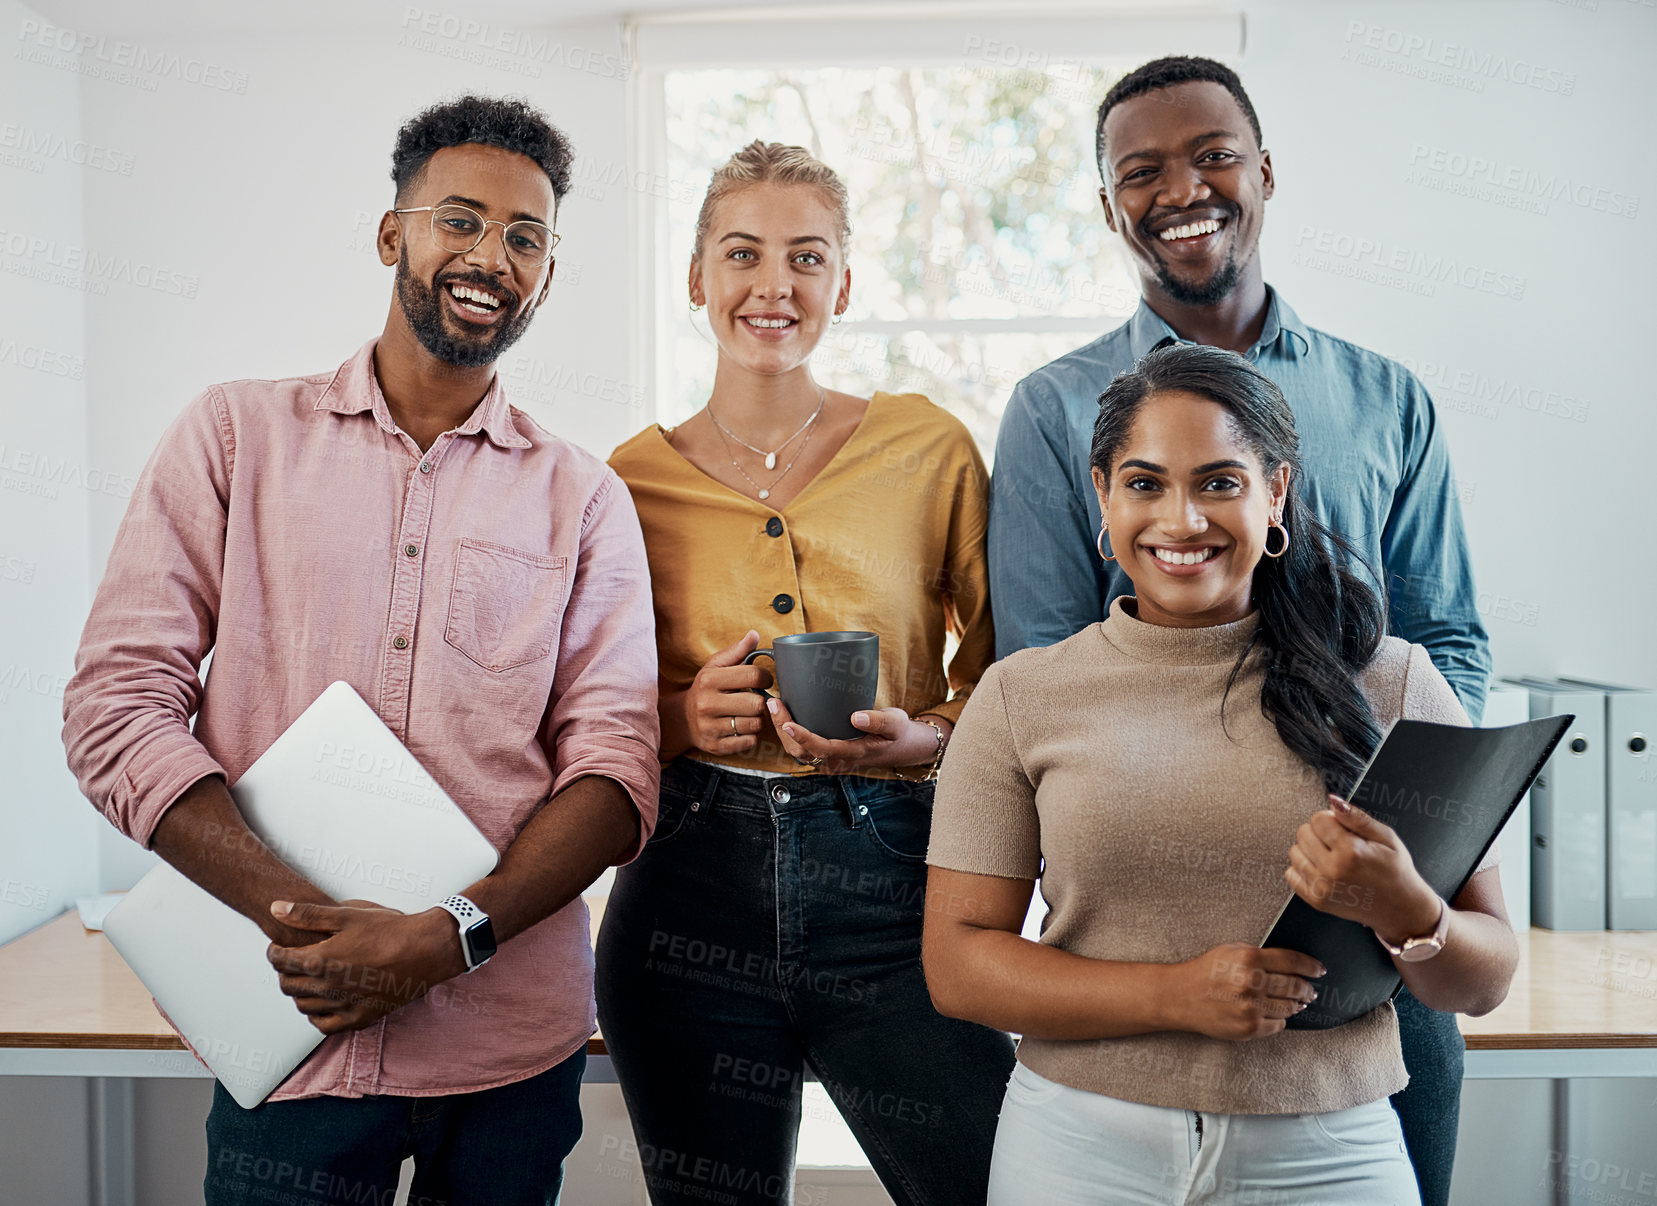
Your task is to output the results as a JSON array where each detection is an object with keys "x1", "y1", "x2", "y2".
[{"x1": 596, "y1": 142, "x2": 1015, "y2": 1206}]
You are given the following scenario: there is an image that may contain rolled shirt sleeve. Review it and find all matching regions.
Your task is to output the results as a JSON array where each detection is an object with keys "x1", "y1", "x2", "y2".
[
  {"x1": 539, "y1": 469, "x2": 662, "y2": 861},
  {"x1": 62, "y1": 388, "x2": 230, "y2": 848}
]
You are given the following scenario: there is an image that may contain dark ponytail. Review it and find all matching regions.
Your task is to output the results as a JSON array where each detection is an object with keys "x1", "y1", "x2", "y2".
[{"x1": 1090, "y1": 343, "x2": 1386, "y2": 795}]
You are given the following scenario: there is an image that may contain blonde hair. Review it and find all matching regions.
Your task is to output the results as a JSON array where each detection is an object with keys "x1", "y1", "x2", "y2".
[{"x1": 691, "y1": 140, "x2": 852, "y2": 261}]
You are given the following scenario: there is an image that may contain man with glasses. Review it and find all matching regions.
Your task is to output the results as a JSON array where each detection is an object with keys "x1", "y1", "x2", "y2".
[{"x1": 63, "y1": 96, "x2": 660, "y2": 1205}]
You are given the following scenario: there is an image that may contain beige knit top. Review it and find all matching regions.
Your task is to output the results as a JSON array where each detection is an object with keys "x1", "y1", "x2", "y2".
[{"x1": 927, "y1": 596, "x2": 1493, "y2": 1115}]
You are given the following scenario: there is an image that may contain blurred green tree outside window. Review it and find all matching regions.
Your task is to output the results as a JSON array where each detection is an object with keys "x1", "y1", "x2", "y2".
[{"x1": 663, "y1": 65, "x2": 1137, "y2": 459}]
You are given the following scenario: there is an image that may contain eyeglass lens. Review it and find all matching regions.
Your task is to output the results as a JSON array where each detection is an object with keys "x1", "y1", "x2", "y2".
[{"x1": 431, "y1": 204, "x2": 556, "y2": 265}]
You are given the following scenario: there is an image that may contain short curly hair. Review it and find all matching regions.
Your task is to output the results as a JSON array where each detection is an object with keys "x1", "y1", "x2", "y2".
[
  {"x1": 391, "y1": 95, "x2": 574, "y2": 206},
  {"x1": 1095, "y1": 57, "x2": 1262, "y2": 186}
]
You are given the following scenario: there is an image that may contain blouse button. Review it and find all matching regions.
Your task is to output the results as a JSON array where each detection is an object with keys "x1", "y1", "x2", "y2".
[
  {"x1": 765, "y1": 517, "x2": 784, "y2": 538},
  {"x1": 392, "y1": 635, "x2": 409, "y2": 650},
  {"x1": 771, "y1": 593, "x2": 794, "y2": 614},
  {"x1": 418, "y1": 462, "x2": 432, "y2": 474}
]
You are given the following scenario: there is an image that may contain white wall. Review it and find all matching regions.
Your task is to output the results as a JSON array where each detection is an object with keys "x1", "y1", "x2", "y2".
[
  {"x1": 2, "y1": 1, "x2": 1653, "y2": 1204},
  {"x1": 0, "y1": 6, "x2": 100, "y2": 1199},
  {"x1": 0, "y1": 0, "x2": 101, "y2": 948},
  {"x1": 1251, "y1": 0, "x2": 1655, "y2": 687}
]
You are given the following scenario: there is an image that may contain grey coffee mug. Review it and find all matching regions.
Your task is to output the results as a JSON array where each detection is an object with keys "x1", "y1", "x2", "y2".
[{"x1": 743, "y1": 631, "x2": 880, "y2": 741}]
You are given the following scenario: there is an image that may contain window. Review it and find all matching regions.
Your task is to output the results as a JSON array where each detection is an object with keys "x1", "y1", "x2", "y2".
[
  {"x1": 656, "y1": 63, "x2": 1134, "y2": 452},
  {"x1": 629, "y1": 9, "x2": 1243, "y2": 455}
]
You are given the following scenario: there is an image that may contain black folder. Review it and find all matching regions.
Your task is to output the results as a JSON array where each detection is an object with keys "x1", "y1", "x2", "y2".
[{"x1": 1263, "y1": 715, "x2": 1572, "y2": 1030}]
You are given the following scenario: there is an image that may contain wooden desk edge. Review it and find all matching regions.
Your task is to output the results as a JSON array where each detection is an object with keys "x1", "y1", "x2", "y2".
[
  {"x1": 0, "y1": 1031, "x2": 614, "y2": 1057},
  {"x1": 1462, "y1": 1033, "x2": 1657, "y2": 1051},
  {"x1": 9, "y1": 1027, "x2": 1657, "y2": 1056}
]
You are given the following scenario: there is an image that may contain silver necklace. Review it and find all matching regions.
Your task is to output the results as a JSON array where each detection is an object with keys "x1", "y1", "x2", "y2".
[
  {"x1": 707, "y1": 387, "x2": 826, "y2": 470},
  {"x1": 713, "y1": 411, "x2": 819, "y2": 502}
]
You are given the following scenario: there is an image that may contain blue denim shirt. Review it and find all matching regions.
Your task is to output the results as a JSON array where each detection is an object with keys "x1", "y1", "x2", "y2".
[{"x1": 988, "y1": 288, "x2": 1490, "y2": 721}]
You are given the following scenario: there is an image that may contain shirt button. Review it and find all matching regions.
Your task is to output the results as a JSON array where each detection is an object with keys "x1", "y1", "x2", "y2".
[
  {"x1": 419, "y1": 462, "x2": 432, "y2": 474},
  {"x1": 765, "y1": 517, "x2": 784, "y2": 538},
  {"x1": 771, "y1": 593, "x2": 794, "y2": 614},
  {"x1": 404, "y1": 543, "x2": 420, "y2": 557},
  {"x1": 392, "y1": 635, "x2": 409, "y2": 650},
  {"x1": 770, "y1": 783, "x2": 791, "y2": 804}
]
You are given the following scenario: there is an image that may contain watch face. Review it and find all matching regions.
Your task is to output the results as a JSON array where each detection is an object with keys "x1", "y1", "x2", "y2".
[
  {"x1": 1397, "y1": 939, "x2": 1443, "y2": 963},
  {"x1": 464, "y1": 916, "x2": 498, "y2": 964}
]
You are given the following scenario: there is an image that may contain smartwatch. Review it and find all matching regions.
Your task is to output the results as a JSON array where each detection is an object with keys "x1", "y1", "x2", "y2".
[
  {"x1": 1374, "y1": 896, "x2": 1449, "y2": 963},
  {"x1": 435, "y1": 895, "x2": 498, "y2": 972}
]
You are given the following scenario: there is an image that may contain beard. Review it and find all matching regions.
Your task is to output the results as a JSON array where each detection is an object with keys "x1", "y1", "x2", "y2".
[
  {"x1": 1140, "y1": 201, "x2": 1248, "y2": 306},
  {"x1": 395, "y1": 248, "x2": 534, "y2": 368},
  {"x1": 1150, "y1": 246, "x2": 1244, "y2": 306}
]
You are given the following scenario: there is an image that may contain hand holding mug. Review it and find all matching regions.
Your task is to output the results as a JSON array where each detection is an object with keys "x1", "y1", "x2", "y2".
[
  {"x1": 679, "y1": 630, "x2": 773, "y2": 756},
  {"x1": 769, "y1": 699, "x2": 945, "y2": 774}
]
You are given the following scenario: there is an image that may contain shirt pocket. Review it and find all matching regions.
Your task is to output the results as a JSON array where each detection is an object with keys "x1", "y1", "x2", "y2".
[{"x1": 444, "y1": 538, "x2": 569, "y2": 673}]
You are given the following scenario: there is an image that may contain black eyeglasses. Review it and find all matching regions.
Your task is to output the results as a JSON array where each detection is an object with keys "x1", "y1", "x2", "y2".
[{"x1": 391, "y1": 203, "x2": 560, "y2": 267}]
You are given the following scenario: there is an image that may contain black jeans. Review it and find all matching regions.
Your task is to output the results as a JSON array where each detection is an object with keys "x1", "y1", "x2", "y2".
[
  {"x1": 596, "y1": 757, "x2": 1017, "y2": 1206},
  {"x1": 203, "y1": 1047, "x2": 585, "y2": 1206},
  {"x1": 1391, "y1": 988, "x2": 1465, "y2": 1206}
]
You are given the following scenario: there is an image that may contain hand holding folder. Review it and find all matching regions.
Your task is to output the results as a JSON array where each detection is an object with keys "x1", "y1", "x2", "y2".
[{"x1": 1263, "y1": 715, "x2": 1572, "y2": 1029}]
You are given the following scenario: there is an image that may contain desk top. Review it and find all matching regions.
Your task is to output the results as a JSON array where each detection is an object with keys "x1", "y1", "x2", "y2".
[
  {"x1": 3, "y1": 912, "x2": 1655, "y2": 1054},
  {"x1": 1458, "y1": 928, "x2": 1657, "y2": 1050},
  {"x1": 0, "y1": 912, "x2": 178, "y2": 1049},
  {"x1": 0, "y1": 909, "x2": 611, "y2": 1056}
]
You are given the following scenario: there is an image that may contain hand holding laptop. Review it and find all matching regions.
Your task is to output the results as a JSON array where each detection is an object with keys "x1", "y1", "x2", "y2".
[
  {"x1": 104, "y1": 682, "x2": 500, "y2": 1108},
  {"x1": 265, "y1": 898, "x2": 470, "y2": 1036}
]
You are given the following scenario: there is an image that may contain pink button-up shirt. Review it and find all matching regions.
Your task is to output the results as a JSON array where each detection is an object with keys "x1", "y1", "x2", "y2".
[{"x1": 62, "y1": 338, "x2": 660, "y2": 1100}]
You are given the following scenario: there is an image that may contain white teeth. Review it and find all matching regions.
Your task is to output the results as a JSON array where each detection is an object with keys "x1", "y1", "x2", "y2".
[
  {"x1": 449, "y1": 284, "x2": 501, "y2": 310},
  {"x1": 1154, "y1": 548, "x2": 1217, "y2": 565},
  {"x1": 1158, "y1": 219, "x2": 1222, "y2": 242},
  {"x1": 745, "y1": 317, "x2": 792, "y2": 329}
]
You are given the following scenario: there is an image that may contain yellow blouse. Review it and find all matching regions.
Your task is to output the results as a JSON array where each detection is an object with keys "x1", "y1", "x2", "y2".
[{"x1": 609, "y1": 391, "x2": 994, "y2": 778}]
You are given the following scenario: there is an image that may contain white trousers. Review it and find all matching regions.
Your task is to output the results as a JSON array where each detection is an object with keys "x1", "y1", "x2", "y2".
[{"x1": 987, "y1": 1062, "x2": 1421, "y2": 1206}]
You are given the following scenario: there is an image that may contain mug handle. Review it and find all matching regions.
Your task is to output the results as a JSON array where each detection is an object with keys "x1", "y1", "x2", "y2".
[{"x1": 741, "y1": 649, "x2": 775, "y2": 699}]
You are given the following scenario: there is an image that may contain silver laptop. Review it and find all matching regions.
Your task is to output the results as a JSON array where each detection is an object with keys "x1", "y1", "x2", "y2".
[{"x1": 104, "y1": 681, "x2": 499, "y2": 1108}]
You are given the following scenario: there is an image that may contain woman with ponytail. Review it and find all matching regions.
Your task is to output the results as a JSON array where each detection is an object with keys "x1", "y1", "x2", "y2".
[{"x1": 922, "y1": 343, "x2": 1518, "y2": 1204}]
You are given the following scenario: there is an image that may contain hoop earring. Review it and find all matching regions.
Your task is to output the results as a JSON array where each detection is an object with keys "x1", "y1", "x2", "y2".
[
  {"x1": 689, "y1": 300, "x2": 704, "y2": 312},
  {"x1": 1096, "y1": 524, "x2": 1117, "y2": 563},
  {"x1": 1263, "y1": 521, "x2": 1290, "y2": 559},
  {"x1": 832, "y1": 311, "x2": 843, "y2": 325}
]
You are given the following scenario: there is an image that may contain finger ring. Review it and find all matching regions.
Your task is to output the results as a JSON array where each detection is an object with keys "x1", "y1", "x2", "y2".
[
  {"x1": 807, "y1": 754, "x2": 826, "y2": 768},
  {"x1": 729, "y1": 716, "x2": 740, "y2": 737}
]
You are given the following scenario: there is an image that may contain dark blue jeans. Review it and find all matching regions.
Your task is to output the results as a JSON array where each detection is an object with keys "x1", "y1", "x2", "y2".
[
  {"x1": 203, "y1": 1047, "x2": 585, "y2": 1206},
  {"x1": 1391, "y1": 988, "x2": 1465, "y2": 1206},
  {"x1": 596, "y1": 758, "x2": 1017, "y2": 1206}
]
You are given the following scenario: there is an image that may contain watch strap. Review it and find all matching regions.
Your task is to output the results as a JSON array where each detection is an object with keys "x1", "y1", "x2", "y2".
[
  {"x1": 435, "y1": 894, "x2": 489, "y2": 971},
  {"x1": 1375, "y1": 895, "x2": 1449, "y2": 961}
]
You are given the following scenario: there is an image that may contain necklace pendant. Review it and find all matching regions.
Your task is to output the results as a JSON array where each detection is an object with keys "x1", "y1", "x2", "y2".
[
  {"x1": 758, "y1": 489, "x2": 770, "y2": 500},
  {"x1": 764, "y1": 452, "x2": 777, "y2": 470}
]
